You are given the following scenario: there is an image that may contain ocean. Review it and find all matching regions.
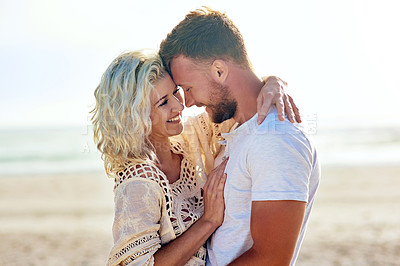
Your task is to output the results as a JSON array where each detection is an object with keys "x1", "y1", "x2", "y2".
[
  {"x1": 1, "y1": 120, "x2": 399, "y2": 176},
  {"x1": 0, "y1": 126, "x2": 103, "y2": 176},
  {"x1": 314, "y1": 125, "x2": 400, "y2": 166}
]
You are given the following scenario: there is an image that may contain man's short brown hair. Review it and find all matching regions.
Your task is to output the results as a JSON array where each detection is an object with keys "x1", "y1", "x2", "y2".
[{"x1": 159, "y1": 7, "x2": 251, "y2": 73}]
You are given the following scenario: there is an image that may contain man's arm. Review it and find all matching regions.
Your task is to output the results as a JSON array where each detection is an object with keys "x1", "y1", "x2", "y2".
[
  {"x1": 229, "y1": 200, "x2": 306, "y2": 266},
  {"x1": 230, "y1": 122, "x2": 313, "y2": 265}
]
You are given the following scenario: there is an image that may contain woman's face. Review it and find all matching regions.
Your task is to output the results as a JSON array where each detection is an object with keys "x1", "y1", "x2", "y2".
[{"x1": 149, "y1": 74, "x2": 185, "y2": 139}]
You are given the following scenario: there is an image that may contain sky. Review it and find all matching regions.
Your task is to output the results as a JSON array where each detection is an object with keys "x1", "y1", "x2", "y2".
[{"x1": 0, "y1": 0, "x2": 399, "y2": 129}]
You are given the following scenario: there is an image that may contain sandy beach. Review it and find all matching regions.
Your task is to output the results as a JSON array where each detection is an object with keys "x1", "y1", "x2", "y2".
[{"x1": 1, "y1": 165, "x2": 399, "y2": 266}]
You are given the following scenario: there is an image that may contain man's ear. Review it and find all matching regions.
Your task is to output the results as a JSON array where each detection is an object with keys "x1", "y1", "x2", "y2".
[{"x1": 210, "y1": 59, "x2": 228, "y2": 83}]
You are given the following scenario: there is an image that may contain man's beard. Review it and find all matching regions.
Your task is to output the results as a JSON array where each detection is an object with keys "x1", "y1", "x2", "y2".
[{"x1": 207, "y1": 80, "x2": 237, "y2": 124}]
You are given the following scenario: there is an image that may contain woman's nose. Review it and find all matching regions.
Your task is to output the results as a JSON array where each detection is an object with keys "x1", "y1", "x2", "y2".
[
  {"x1": 184, "y1": 91, "x2": 195, "y2": 107},
  {"x1": 172, "y1": 95, "x2": 184, "y2": 112}
]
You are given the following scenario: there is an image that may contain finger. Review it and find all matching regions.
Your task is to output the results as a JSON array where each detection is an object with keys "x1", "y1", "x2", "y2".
[
  {"x1": 219, "y1": 156, "x2": 229, "y2": 170},
  {"x1": 288, "y1": 95, "x2": 302, "y2": 123},
  {"x1": 256, "y1": 95, "x2": 264, "y2": 125},
  {"x1": 275, "y1": 93, "x2": 285, "y2": 121},
  {"x1": 216, "y1": 173, "x2": 227, "y2": 199},
  {"x1": 219, "y1": 173, "x2": 227, "y2": 189},
  {"x1": 214, "y1": 159, "x2": 228, "y2": 181},
  {"x1": 209, "y1": 159, "x2": 228, "y2": 194},
  {"x1": 216, "y1": 156, "x2": 229, "y2": 170},
  {"x1": 283, "y1": 94, "x2": 295, "y2": 123},
  {"x1": 276, "y1": 78, "x2": 289, "y2": 121},
  {"x1": 207, "y1": 168, "x2": 220, "y2": 188},
  {"x1": 204, "y1": 170, "x2": 215, "y2": 191},
  {"x1": 257, "y1": 94, "x2": 272, "y2": 125},
  {"x1": 206, "y1": 158, "x2": 228, "y2": 193},
  {"x1": 204, "y1": 176, "x2": 217, "y2": 199}
]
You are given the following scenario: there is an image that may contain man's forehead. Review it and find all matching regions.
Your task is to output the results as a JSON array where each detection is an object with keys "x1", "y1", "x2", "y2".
[
  {"x1": 171, "y1": 56, "x2": 197, "y2": 70},
  {"x1": 170, "y1": 56, "x2": 195, "y2": 84}
]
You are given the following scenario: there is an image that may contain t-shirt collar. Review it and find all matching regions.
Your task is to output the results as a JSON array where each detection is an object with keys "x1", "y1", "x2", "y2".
[{"x1": 221, "y1": 113, "x2": 258, "y2": 142}]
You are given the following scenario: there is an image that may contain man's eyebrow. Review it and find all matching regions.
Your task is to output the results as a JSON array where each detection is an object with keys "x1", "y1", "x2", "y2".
[
  {"x1": 155, "y1": 94, "x2": 168, "y2": 105},
  {"x1": 177, "y1": 83, "x2": 189, "y2": 88}
]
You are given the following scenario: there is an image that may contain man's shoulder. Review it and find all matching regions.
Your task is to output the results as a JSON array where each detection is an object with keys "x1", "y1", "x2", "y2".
[
  {"x1": 253, "y1": 117, "x2": 305, "y2": 141},
  {"x1": 248, "y1": 113, "x2": 315, "y2": 157},
  {"x1": 256, "y1": 110, "x2": 301, "y2": 134}
]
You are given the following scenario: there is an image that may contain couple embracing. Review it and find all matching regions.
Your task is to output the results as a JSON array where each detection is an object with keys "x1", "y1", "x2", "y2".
[{"x1": 92, "y1": 7, "x2": 320, "y2": 266}]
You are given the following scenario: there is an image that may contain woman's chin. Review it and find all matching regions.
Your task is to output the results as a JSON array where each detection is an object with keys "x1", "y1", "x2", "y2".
[{"x1": 166, "y1": 123, "x2": 184, "y2": 137}]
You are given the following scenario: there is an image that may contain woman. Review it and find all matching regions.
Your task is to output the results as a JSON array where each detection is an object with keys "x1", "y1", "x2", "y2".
[{"x1": 91, "y1": 50, "x2": 299, "y2": 265}]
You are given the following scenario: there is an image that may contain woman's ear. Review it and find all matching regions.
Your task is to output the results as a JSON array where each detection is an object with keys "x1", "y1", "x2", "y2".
[{"x1": 211, "y1": 59, "x2": 228, "y2": 83}]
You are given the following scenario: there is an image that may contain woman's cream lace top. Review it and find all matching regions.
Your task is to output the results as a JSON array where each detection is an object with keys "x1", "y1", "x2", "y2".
[{"x1": 107, "y1": 113, "x2": 236, "y2": 266}]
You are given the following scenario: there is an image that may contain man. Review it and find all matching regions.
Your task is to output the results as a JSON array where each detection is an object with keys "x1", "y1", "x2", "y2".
[{"x1": 159, "y1": 7, "x2": 320, "y2": 266}]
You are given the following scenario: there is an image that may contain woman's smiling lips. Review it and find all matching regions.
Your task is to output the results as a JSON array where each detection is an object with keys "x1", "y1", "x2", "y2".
[{"x1": 167, "y1": 114, "x2": 181, "y2": 123}]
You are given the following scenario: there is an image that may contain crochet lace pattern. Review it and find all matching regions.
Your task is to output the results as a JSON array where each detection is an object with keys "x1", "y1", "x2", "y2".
[
  {"x1": 112, "y1": 141, "x2": 206, "y2": 265},
  {"x1": 116, "y1": 233, "x2": 159, "y2": 266},
  {"x1": 109, "y1": 113, "x2": 235, "y2": 265},
  {"x1": 114, "y1": 162, "x2": 174, "y2": 219},
  {"x1": 169, "y1": 141, "x2": 204, "y2": 237}
]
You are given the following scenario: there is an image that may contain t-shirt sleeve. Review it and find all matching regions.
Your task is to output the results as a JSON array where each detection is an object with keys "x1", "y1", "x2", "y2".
[
  {"x1": 247, "y1": 131, "x2": 313, "y2": 202},
  {"x1": 107, "y1": 179, "x2": 163, "y2": 266}
]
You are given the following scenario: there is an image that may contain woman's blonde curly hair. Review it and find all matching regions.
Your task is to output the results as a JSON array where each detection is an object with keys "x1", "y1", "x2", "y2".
[{"x1": 91, "y1": 50, "x2": 165, "y2": 177}]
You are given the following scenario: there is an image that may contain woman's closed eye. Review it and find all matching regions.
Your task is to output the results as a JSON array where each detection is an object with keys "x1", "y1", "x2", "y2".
[
  {"x1": 159, "y1": 87, "x2": 182, "y2": 107},
  {"x1": 159, "y1": 99, "x2": 168, "y2": 107}
]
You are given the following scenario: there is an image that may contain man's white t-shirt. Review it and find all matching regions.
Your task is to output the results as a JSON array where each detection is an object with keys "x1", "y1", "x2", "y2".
[{"x1": 206, "y1": 107, "x2": 320, "y2": 266}]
